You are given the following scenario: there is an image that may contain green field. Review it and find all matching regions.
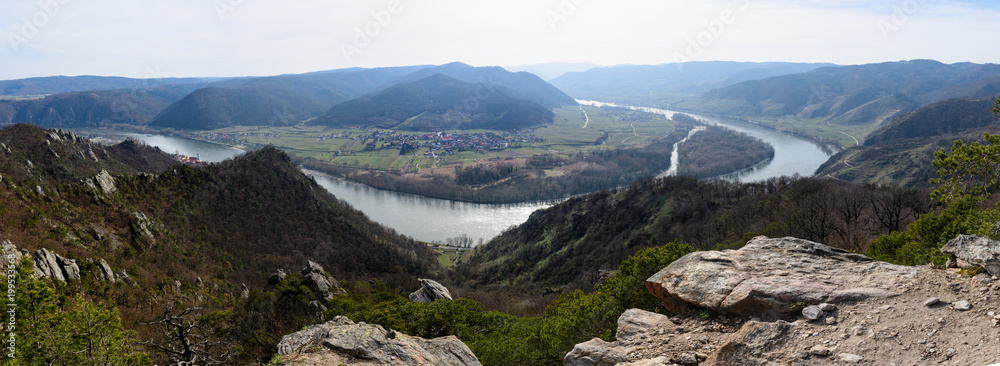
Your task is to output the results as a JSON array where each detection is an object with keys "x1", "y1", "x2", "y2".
[{"x1": 193, "y1": 105, "x2": 676, "y2": 173}]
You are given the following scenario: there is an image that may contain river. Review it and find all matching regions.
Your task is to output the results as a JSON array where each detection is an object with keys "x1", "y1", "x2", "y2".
[
  {"x1": 72, "y1": 129, "x2": 552, "y2": 244},
  {"x1": 577, "y1": 100, "x2": 832, "y2": 182},
  {"x1": 77, "y1": 105, "x2": 829, "y2": 244}
]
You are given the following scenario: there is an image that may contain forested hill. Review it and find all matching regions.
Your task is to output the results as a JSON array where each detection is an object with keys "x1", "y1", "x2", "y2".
[
  {"x1": 387, "y1": 62, "x2": 578, "y2": 108},
  {"x1": 313, "y1": 73, "x2": 555, "y2": 130},
  {"x1": 149, "y1": 66, "x2": 428, "y2": 130},
  {"x1": 0, "y1": 123, "x2": 178, "y2": 184},
  {"x1": 451, "y1": 176, "x2": 930, "y2": 291},
  {"x1": 863, "y1": 97, "x2": 999, "y2": 145},
  {"x1": 115, "y1": 146, "x2": 436, "y2": 281},
  {"x1": 549, "y1": 61, "x2": 834, "y2": 105},
  {"x1": 0, "y1": 124, "x2": 435, "y2": 287},
  {"x1": 816, "y1": 97, "x2": 1000, "y2": 188},
  {"x1": 676, "y1": 60, "x2": 1000, "y2": 128},
  {"x1": 0, "y1": 84, "x2": 208, "y2": 127}
]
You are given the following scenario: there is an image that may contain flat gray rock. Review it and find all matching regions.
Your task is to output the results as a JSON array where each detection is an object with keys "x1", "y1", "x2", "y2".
[
  {"x1": 941, "y1": 235, "x2": 1000, "y2": 275},
  {"x1": 646, "y1": 236, "x2": 916, "y2": 315},
  {"x1": 277, "y1": 316, "x2": 481, "y2": 365}
]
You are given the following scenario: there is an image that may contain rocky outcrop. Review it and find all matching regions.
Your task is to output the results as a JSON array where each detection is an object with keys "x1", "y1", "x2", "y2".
[
  {"x1": 91, "y1": 258, "x2": 117, "y2": 283},
  {"x1": 1, "y1": 241, "x2": 21, "y2": 264},
  {"x1": 84, "y1": 170, "x2": 117, "y2": 198},
  {"x1": 941, "y1": 234, "x2": 1000, "y2": 275},
  {"x1": 702, "y1": 320, "x2": 794, "y2": 366},
  {"x1": 276, "y1": 316, "x2": 482, "y2": 366},
  {"x1": 409, "y1": 278, "x2": 454, "y2": 304},
  {"x1": 130, "y1": 211, "x2": 156, "y2": 247},
  {"x1": 646, "y1": 236, "x2": 916, "y2": 315},
  {"x1": 300, "y1": 260, "x2": 346, "y2": 301},
  {"x1": 32, "y1": 248, "x2": 66, "y2": 281},
  {"x1": 266, "y1": 269, "x2": 287, "y2": 289},
  {"x1": 565, "y1": 309, "x2": 681, "y2": 366}
]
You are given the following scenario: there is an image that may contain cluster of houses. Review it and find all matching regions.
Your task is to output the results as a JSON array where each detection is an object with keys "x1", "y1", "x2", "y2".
[
  {"x1": 350, "y1": 129, "x2": 545, "y2": 156},
  {"x1": 174, "y1": 154, "x2": 207, "y2": 165}
]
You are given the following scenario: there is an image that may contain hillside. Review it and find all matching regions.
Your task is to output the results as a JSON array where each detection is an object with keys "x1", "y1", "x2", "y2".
[
  {"x1": 550, "y1": 61, "x2": 835, "y2": 105},
  {"x1": 677, "y1": 60, "x2": 1000, "y2": 130},
  {"x1": 313, "y1": 73, "x2": 555, "y2": 130},
  {"x1": 0, "y1": 84, "x2": 207, "y2": 127},
  {"x1": 451, "y1": 176, "x2": 930, "y2": 291},
  {"x1": 0, "y1": 75, "x2": 218, "y2": 96},
  {"x1": 150, "y1": 66, "x2": 429, "y2": 130},
  {"x1": 386, "y1": 62, "x2": 578, "y2": 109},
  {"x1": 0, "y1": 123, "x2": 179, "y2": 184},
  {"x1": 816, "y1": 98, "x2": 1000, "y2": 187},
  {"x1": 0, "y1": 123, "x2": 438, "y2": 364},
  {"x1": 0, "y1": 124, "x2": 434, "y2": 284}
]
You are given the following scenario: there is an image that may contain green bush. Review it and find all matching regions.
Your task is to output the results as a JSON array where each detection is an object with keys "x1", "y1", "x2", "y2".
[
  {"x1": 868, "y1": 197, "x2": 1000, "y2": 265},
  {"x1": 348, "y1": 241, "x2": 694, "y2": 366}
]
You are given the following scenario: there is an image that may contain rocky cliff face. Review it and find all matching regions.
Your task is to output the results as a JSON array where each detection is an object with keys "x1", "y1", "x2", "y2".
[{"x1": 566, "y1": 236, "x2": 1000, "y2": 365}]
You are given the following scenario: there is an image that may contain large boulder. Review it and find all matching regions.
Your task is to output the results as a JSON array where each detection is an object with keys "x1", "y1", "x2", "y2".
[
  {"x1": 300, "y1": 261, "x2": 346, "y2": 301},
  {"x1": 646, "y1": 236, "x2": 916, "y2": 315},
  {"x1": 565, "y1": 309, "x2": 679, "y2": 366},
  {"x1": 276, "y1": 316, "x2": 482, "y2": 366},
  {"x1": 409, "y1": 279, "x2": 454, "y2": 304},
  {"x1": 941, "y1": 234, "x2": 1000, "y2": 275}
]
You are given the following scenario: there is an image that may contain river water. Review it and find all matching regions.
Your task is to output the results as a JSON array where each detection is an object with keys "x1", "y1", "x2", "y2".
[
  {"x1": 73, "y1": 129, "x2": 552, "y2": 243},
  {"x1": 79, "y1": 105, "x2": 829, "y2": 243},
  {"x1": 577, "y1": 100, "x2": 832, "y2": 182}
]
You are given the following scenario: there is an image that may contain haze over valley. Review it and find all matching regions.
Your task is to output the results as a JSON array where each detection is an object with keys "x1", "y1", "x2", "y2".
[{"x1": 2, "y1": 1, "x2": 1000, "y2": 365}]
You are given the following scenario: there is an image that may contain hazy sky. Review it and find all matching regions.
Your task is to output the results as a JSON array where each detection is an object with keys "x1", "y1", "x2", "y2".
[{"x1": 1, "y1": 0, "x2": 997, "y2": 80}]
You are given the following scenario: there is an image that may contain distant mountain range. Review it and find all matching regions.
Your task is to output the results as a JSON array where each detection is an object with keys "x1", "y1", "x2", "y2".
[
  {"x1": 0, "y1": 75, "x2": 221, "y2": 96},
  {"x1": 550, "y1": 61, "x2": 836, "y2": 104},
  {"x1": 0, "y1": 83, "x2": 209, "y2": 127},
  {"x1": 676, "y1": 60, "x2": 1000, "y2": 129},
  {"x1": 313, "y1": 73, "x2": 556, "y2": 130},
  {"x1": 0, "y1": 62, "x2": 575, "y2": 131},
  {"x1": 148, "y1": 66, "x2": 428, "y2": 130}
]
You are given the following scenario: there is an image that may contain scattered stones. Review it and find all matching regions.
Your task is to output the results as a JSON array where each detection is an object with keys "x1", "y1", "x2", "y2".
[
  {"x1": 818, "y1": 303, "x2": 837, "y2": 312},
  {"x1": 825, "y1": 316, "x2": 837, "y2": 325},
  {"x1": 809, "y1": 345, "x2": 833, "y2": 356},
  {"x1": 924, "y1": 297, "x2": 941, "y2": 307},
  {"x1": 953, "y1": 300, "x2": 972, "y2": 311},
  {"x1": 646, "y1": 237, "x2": 916, "y2": 315},
  {"x1": 838, "y1": 353, "x2": 864, "y2": 363},
  {"x1": 802, "y1": 305, "x2": 823, "y2": 320},
  {"x1": 409, "y1": 278, "x2": 454, "y2": 304},
  {"x1": 676, "y1": 353, "x2": 698, "y2": 365}
]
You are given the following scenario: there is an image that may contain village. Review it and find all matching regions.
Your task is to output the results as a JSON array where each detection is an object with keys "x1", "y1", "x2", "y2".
[{"x1": 352, "y1": 129, "x2": 545, "y2": 157}]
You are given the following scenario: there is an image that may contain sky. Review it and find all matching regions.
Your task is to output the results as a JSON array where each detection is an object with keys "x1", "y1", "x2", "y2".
[{"x1": 0, "y1": 0, "x2": 997, "y2": 80}]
